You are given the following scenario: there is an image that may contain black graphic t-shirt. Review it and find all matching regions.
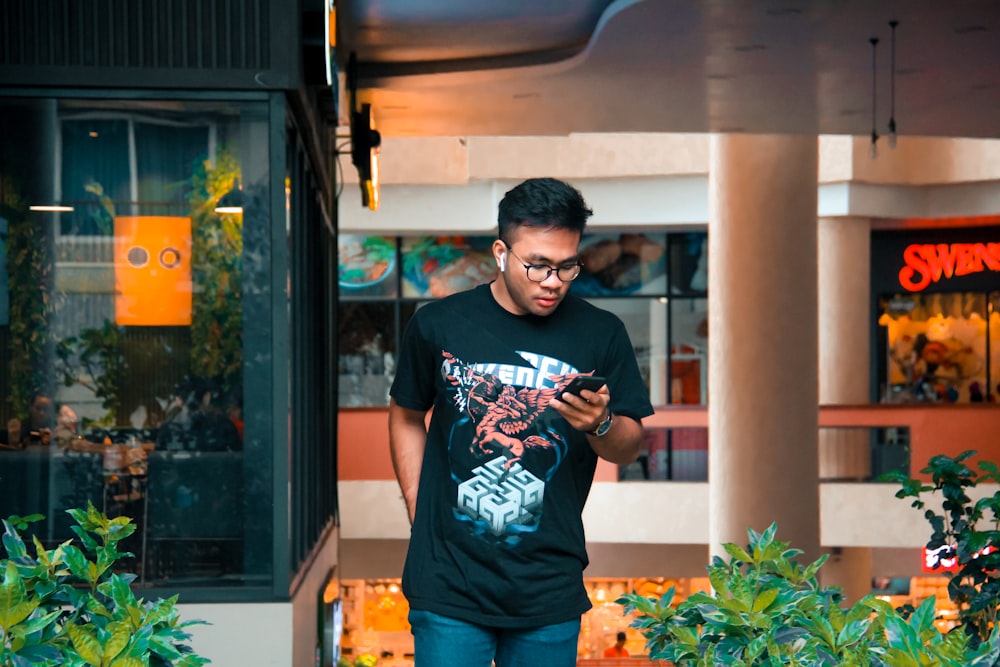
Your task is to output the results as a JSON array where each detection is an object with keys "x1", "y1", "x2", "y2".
[{"x1": 390, "y1": 283, "x2": 654, "y2": 629}]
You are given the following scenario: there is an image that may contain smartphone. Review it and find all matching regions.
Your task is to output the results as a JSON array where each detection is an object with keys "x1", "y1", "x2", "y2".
[{"x1": 563, "y1": 375, "x2": 607, "y2": 396}]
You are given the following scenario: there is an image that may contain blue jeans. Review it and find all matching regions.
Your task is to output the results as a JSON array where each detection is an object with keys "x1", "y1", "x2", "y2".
[{"x1": 408, "y1": 609, "x2": 581, "y2": 667}]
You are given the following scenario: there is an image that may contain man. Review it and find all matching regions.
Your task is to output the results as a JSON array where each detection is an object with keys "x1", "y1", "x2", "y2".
[
  {"x1": 2, "y1": 391, "x2": 56, "y2": 447},
  {"x1": 389, "y1": 177, "x2": 654, "y2": 667},
  {"x1": 603, "y1": 631, "x2": 630, "y2": 658}
]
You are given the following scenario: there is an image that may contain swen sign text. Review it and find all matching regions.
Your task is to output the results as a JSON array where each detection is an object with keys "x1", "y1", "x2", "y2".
[{"x1": 899, "y1": 242, "x2": 1000, "y2": 292}]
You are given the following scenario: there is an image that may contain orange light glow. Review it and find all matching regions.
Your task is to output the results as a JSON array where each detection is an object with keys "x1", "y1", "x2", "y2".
[{"x1": 114, "y1": 216, "x2": 192, "y2": 325}]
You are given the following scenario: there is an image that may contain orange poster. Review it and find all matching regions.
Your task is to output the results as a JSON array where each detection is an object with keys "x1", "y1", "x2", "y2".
[{"x1": 114, "y1": 216, "x2": 192, "y2": 325}]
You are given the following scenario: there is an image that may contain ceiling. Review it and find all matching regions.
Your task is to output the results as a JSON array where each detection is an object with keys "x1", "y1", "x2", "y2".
[{"x1": 335, "y1": 0, "x2": 1000, "y2": 140}]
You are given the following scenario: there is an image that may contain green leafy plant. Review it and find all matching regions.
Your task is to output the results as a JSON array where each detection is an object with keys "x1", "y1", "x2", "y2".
[
  {"x1": 1, "y1": 503, "x2": 209, "y2": 666},
  {"x1": 618, "y1": 523, "x2": 1000, "y2": 666},
  {"x1": 187, "y1": 151, "x2": 243, "y2": 400},
  {"x1": 884, "y1": 450, "x2": 1000, "y2": 648},
  {"x1": 56, "y1": 320, "x2": 126, "y2": 426},
  {"x1": 4, "y1": 192, "x2": 49, "y2": 421}
]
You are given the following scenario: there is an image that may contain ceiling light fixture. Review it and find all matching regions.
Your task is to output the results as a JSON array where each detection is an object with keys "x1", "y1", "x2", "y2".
[
  {"x1": 888, "y1": 20, "x2": 899, "y2": 148},
  {"x1": 29, "y1": 204, "x2": 74, "y2": 212},
  {"x1": 869, "y1": 36, "x2": 880, "y2": 159},
  {"x1": 214, "y1": 178, "x2": 244, "y2": 214},
  {"x1": 347, "y1": 52, "x2": 382, "y2": 211}
]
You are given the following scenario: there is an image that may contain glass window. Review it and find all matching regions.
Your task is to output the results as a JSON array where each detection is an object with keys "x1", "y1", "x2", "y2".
[
  {"x1": 338, "y1": 302, "x2": 396, "y2": 407},
  {"x1": 339, "y1": 235, "x2": 398, "y2": 298},
  {"x1": 879, "y1": 292, "x2": 989, "y2": 403},
  {"x1": 572, "y1": 232, "x2": 668, "y2": 297},
  {"x1": 667, "y1": 232, "x2": 708, "y2": 296},
  {"x1": 0, "y1": 96, "x2": 270, "y2": 590},
  {"x1": 990, "y1": 291, "x2": 999, "y2": 402},
  {"x1": 582, "y1": 297, "x2": 664, "y2": 396},
  {"x1": 669, "y1": 298, "x2": 708, "y2": 405},
  {"x1": 335, "y1": 232, "x2": 712, "y2": 408},
  {"x1": 401, "y1": 235, "x2": 497, "y2": 298}
]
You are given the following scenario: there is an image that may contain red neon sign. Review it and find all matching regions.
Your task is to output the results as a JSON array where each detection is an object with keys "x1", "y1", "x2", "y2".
[
  {"x1": 899, "y1": 242, "x2": 1000, "y2": 292},
  {"x1": 922, "y1": 545, "x2": 995, "y2": 573}
]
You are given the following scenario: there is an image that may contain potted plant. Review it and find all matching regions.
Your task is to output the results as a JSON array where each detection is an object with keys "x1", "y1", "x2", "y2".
[
  {"x1": 618, "y1": 522, "x2": 1000, "y2": 666},
  {"x1": 1, "y1": 503, "x2": 209, "y2": 666},
  {"x1": 884, "y1": 450, "x2": 1000, "y2": 649}
]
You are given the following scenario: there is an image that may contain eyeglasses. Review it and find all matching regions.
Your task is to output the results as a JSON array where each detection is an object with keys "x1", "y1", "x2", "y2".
[{"x1": 505, "y1": 244, "x2": 582, "y2": 283}]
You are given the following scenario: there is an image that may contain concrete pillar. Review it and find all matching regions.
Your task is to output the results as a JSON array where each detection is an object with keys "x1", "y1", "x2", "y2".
[
  {"x1": 818, "y1": 216, "x2": 873, "y2": 601},
  {"x1": 818, "y1": 218, "x2": 872, "y2": 480},
  {"x1": 708, "y1": 134, "x2": 820, "y2": 563},
  {"x1": 821, "y1": 546, "x2": 874, "y2": 604}
]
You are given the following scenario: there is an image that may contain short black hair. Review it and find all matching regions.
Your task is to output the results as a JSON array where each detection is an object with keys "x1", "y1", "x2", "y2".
[
  {"x1": 617, "y1": 631, "x2": 627, "y2": 642},
  {"x1": 497, "y1": 177, "x2": 593, "y2": 244}
]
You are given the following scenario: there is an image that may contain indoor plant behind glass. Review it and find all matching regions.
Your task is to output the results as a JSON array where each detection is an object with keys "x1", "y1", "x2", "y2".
[{"x1": 0, "y1": 503, "x2": 209, "y2": 666}]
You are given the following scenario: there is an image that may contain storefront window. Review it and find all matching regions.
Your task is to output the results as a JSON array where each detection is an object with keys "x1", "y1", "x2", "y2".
[
  {"x1": 0, "y1": 96, "x2": 271, "y2": 590},
  {"x1": 336, "y1": 232, "x2": 709, "y2": 408},
  {"x1": 669, "y1": 297, "x2": 708, "y2": 405},
  {"x1": 991, "y1": 291, "x2": 1000, "y2": 401},
  {"x1": 879, "y1": 291, "x2": 992, "y2": 403},
  {"x1": 572, "y1": 232, "x2": 668, "y2": 297},
  {"x1": 401, "y1": 235, "x2": 497, "y2": 298}
]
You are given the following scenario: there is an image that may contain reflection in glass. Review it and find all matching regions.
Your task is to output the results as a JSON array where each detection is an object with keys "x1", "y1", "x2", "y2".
[
  {"x1": 338, "y1": 303, "x2": 396, "y2": 407},
  {"x1": 338, "y1": 235, "x2": 397, "y2": 298},
  {"x1": 572, "y1": 233, "x2": 667, "y2": 297},
  {"x1": 670, "y1": 298, "x2": 708, "y2": 405},
  {"x1": 668, "y1": 232, "x2": 708, "y2": 295},
  {"x1": 879, "y1": 292, "x2": 989, "y2": 403},
  {"x1": 0, "y1": 96, "x2": 264, "y2": 589},
  {"x1": 991, "y1": 292, "x2": 999, "y2": 402},
  {"x1": 401, "y1": 235, "x2": 497, "y2": 298},
  {"x1": 583, "y1": 298, "x2": 658, "y2": 394}
]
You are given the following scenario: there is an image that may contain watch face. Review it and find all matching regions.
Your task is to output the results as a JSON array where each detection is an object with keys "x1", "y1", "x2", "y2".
[{"x1": 593, "y1": 413, "x2": 613, "y2": 436}]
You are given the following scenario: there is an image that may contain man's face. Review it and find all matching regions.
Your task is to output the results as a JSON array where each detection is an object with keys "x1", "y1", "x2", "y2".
[{"x1": 492, "y1": 225, "x2": 581, "y2": 317}]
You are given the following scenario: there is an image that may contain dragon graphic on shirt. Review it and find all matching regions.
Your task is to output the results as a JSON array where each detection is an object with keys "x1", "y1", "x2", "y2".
[
  {"x1": 441, "y1": 351, "x2": 595, "y2": 543},
  {"x1": 441, "y1": 351, "x2": 587, "y2": 468}
]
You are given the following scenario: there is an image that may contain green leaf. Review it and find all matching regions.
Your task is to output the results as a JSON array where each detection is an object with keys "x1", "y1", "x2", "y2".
[
  {"x1": 836, "y1": 618, "x2": 871, "y2": 650},
  {"x1": 65, "y1": 621, "x2": 104, "y2": 667},
  {"x1": 908, "y1": 595, "x2": 937, "y2": 635},
  {"x1": 102, "y1": 620, "x2": 132, "y2": 663},
  {"x1": 61, "y1": 545, "x2": 92, "y2": 583},
  {"x1": 108, "y1": 657, "x2": 146, "y2": 667},
  {"x1": 8, "y1": 608, "x2": 62, "y2": 639},
  {"x1": 0, "y1": 561, "x2": 39, "y2": 628},
  {"x1": 723, "y1": 542, "x2": 753, "y2": 563},
  {"x1": 752, "y1": 588, "x2": 779, "y2": 613}
]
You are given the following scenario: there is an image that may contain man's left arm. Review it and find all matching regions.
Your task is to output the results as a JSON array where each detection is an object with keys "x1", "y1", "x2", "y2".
[
  {"x1": 549, "y1": 386, "x2": 643, "y2": 465},
  {"x1": 585, "y1": 410, "x2": 643, "y2": 464}
]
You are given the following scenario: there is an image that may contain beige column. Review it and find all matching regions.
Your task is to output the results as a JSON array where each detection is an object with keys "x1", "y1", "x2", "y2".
[
  {"x1": 818, "y1": 217, "x2": 872, "y2": 479},
  {"x1": 708, "y1": 134, "x2": 820, "y2": 563},
  {"x1": 818, "y1": 216, "x2": 873, "y2": 602}
]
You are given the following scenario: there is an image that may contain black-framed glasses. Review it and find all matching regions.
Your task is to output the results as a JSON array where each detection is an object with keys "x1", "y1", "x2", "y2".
[{"x1": 505, "y1": 244, "x2": 582, "y2": 283}]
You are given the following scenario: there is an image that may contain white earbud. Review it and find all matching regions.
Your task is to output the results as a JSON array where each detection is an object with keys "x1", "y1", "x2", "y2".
[{"x1": 499, "y1": 254, "x2": 507, "y2": 272}]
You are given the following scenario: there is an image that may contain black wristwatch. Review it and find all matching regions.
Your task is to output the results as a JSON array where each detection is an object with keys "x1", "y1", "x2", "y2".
[{"x1": 589, "y1": 410, "x2": 613, "y2": 437}]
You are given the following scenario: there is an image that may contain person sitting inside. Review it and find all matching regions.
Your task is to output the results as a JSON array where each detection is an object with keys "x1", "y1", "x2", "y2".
[
  {"x1": 603, "y1": 631, "x2": 629, "y2": 658},
  {"x1": 156, "y1": 377, "x2": 241, "y2": 452},
  {"x1": 1, "y1": 391, "x2": 56, "y2": 448}
]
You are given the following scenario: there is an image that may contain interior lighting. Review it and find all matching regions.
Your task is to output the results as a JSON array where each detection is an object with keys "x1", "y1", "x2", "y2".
[
  {"x1": 214, "y1": 178, "x2": 244, "y2": 214},
  {"x1": 351, "y1": 102, "x2": 381, "y2": 211},
  {"x1": 347, "y1": 52, "x2": 382, "y2": 211},
  {"x1": 29, "y1": 204, "x2": 74, "y2": 212}
]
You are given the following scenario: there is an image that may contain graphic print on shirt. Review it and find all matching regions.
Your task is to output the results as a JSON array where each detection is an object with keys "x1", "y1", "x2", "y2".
[{"x1": 440, "y1": 350, "x2": 592, "y2": 545}]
